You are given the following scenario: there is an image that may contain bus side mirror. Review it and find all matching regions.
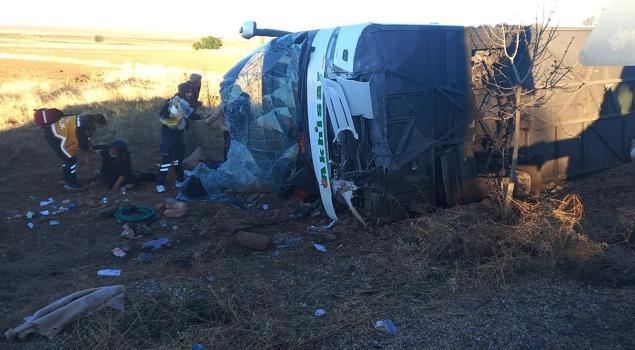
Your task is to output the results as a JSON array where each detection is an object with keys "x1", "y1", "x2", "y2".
[{"x1": 240, "y1": 21, "x2": 256, "y2": 39}]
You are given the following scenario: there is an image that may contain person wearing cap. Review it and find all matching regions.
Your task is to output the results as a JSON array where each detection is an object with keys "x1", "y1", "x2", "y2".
[
  {"x1": 156, "y1": 82, "x2": 195, "y2": 193},
  {"x1": 189, "y1": 73, "x2": 202, "y2": 103}
]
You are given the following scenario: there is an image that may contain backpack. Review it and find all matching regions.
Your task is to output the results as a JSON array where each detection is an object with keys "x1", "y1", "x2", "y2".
[{"x1": 33, "y1": 108, "x2": 65, "y2": 128}]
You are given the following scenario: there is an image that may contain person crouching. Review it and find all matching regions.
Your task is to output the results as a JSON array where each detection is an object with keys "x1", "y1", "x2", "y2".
[{"x1": 94, "y1": 140, "x2": 156, "y2": 193}]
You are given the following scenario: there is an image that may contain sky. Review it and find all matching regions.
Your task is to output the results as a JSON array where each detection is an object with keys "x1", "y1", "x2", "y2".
[{"x1": 1, "y1": 0, "x2": 610, "y2": 38}]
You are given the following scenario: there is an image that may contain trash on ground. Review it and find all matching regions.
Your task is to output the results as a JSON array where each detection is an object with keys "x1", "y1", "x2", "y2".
[
  {"x1": 48, "y1": 220, "x2": 60, "y2": 226},
  {"x1": 206, "y1": 275, "x2": 214, "y2": 283},
  {"x1": 262, "y1": 204, "x2": 269, "y2": 210},
  {"x1": 115, "y1": 205, "x2": 156, "y2": 222},
  {"x1": 111, "y1": 247, "x2": 127, "y2": 258},
  {"x1": 374, "y1": 319, "x2": 397, "y2": 335},
  {"x1": 232, "y1": 231, "x2": 271, "y2": 251},
  {"x1": 25, "y1": 211, "x2": 34, "y2": 219},
  {"x1": 97, "y1": 269, "x2": 122, "y2": 277},
  {"x1": 4, "y1": 285, "x2": 125, "y2": 341},
  {"x1": 309, "y1": 220, "x2": 338, "y2": 232},
  {"x1": 313, "y1": 243, "x2": 328, "y2": 253},
  {"x1": 121, "y1": 224, "x2": 142, "y2": 240},
  {"x1": 164, "y1": 201, "x2": 188, "y2": 218},
  {"x1": 39, "y1": 198, "x2": 54, "y2": 206},
  {"x1": 271, "y1": 237, "x2": 303, "y2": 256},
  {"x1": 62, "y1": 199, "x2": 70, "y2": 204},
  {"x1": 40, "y1": 210, "x2": 49, "y2": 216},
  {"x1": 142, "y1": 237, "x2": 171, "y2": 250},
  {"x1": 136, "y1": 252, "x2": 155, "y2": 263},
  {"x1": 273, "y1": 237, "x2": 303, "y2": 249},
  {"x1": 314, "y1": 308, "x2": 326, "y2": 317},
  {"x1": 27, "y1": 222, "x2": 35, "y2": 230},
  {"x1": 101, "y1": 197, "x2": 108, "y2": 204}
]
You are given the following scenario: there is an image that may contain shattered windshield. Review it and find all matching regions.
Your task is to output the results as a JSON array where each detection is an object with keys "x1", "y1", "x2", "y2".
[{"x1": 184, "y1": 32, "x2": 308, "y2": 200}]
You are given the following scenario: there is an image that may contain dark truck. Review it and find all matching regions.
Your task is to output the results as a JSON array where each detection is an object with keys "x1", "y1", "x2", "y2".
[{"x1": 199, "y1": 23, "x2": 635, "y2": 222}]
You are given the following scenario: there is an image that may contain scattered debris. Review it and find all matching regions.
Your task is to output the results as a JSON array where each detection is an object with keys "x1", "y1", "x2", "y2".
[
  {"x1": 273, "y1": 237, "x2": 303, "y2": 250},
  {"x1": 40, "y1": 210, "x2": 49, "y2": 216},
  {"x1": 39, "y1": 197, "x2": 54, "y2": 206},
  {"x1": 262, "y1": 204, "x2": 269, "y2": 210},
  {"x1": 111, "y1": 247, "x2": 127, "y2": 258},
  {"x1": 101, "y1": 197, "x2": 108, "y2": 204},
  {"x1": 4, "y1": 285, "x2": 125, "y2": 341},
  {"x1": 48, "y1": 220, "x2": 60, "y2": 226},
  {"x1": 142, "y1": 237, "x2": 171, "y2": 250},
  {"x1": 26, "y1": 222, "x2": 34, "y2": 230},
  {"x1": 271, "y1": 237, "x2": 303, "y2": 256},
  {"x1": 309, "y1": 220, "x2": 337, "y2": 232},
  {"x1": 159, "y1": 220, "x2": 168, "y2": 227},
  {"x1": 374, "y1": 319, "x2": 397, "y2": 335},
  {"x1": 97, "y1": 269, "x2": 122, "y2": 277},
  {"x1": 206, "y1": 275, "x2": 214, "y2": 283},
  {"x1": 25, "y1": 211, "x2": 34, "y2": 219},
  {"x1": 164, "y1": 201, "x2": 188, "y2": 218},
  {"x1": 121, "y1": 224, "x2": 142, "y2": 240},
  {"x1": 232, "y1": 231, "x2": 271, "y2": 251},
  {"x1": 313, "y1": 243, "x2": 327, "y2": 253},
  {"x1": 314, "y1": 308, "x2": 326, "y2": 317}
]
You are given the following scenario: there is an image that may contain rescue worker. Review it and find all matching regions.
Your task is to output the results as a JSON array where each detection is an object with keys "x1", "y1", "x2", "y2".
[
  {"x1": 44, "y1": 113, "x2": 107, "y2": 191},
  {"x1": 156, "y1": 82, "x2": 196, "y2": 193}
]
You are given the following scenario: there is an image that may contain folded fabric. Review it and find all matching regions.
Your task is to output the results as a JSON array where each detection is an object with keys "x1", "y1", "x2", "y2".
[{"x1": 5, "y1": 285, "x2": 125, "y2": 341}]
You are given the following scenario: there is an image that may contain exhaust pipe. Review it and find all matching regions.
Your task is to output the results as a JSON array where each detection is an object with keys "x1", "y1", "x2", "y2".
[{"x1": 240, "y1": 21, "x2": 291, "y2": 39}]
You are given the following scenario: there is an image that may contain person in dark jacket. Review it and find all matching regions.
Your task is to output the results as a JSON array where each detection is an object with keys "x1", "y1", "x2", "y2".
[
  {"x1": 94, "y1": 140, "x2": 155, "y2": 193},
  {"x1": 44, "y1": 113, "x2": 106, "y2": 191},
  {"x1": 189, "y1": 73, "x2": 202, "y2": 104},
  {"x1": 156, "y1": 82, "x2": 197, "y2": 193}
]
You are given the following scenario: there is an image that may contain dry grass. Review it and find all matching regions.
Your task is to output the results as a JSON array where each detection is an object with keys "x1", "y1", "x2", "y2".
[
  {"x1": 410, "y1": 192, "x2": 605, "y2": 287},
  {"x1": 62, "y1": 192, "x2": 610, "y2": 349},
  {"x1": 0, "y1": 30, "x2": 255, "y2": 167}
]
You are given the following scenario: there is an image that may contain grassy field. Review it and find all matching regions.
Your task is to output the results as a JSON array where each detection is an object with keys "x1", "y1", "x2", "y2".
[{"x1": 0, "y1": 27, "x2": 261, "y2": 165}]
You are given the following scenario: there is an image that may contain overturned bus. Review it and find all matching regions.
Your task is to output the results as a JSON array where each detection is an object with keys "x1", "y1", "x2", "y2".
[{"x1": 186, "y1": 22, "x2": 635, "y2": 222}]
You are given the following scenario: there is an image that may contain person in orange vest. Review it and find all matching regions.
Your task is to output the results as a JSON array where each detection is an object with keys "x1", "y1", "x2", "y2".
[{"x1": 44, "y1": 114, "x2": 107, "y2": 191}]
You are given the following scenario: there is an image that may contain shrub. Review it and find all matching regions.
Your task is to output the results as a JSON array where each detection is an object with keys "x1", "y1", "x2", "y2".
[
  {"x1": 94, "y1": 35, "x2": 104, "y2": 43},
  {"x1": 192, "y1": 36, "x2": 223, "y2": 50}
]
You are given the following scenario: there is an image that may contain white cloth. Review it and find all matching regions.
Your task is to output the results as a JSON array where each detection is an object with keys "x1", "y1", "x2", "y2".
[{"x1": 5, "y1": 285, "x2": 125, "y2": 341}]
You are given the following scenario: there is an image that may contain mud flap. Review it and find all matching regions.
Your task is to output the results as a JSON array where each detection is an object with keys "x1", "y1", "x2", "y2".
[{"x1": 440, "y1": 145, "x2": 478, "y2": 206}]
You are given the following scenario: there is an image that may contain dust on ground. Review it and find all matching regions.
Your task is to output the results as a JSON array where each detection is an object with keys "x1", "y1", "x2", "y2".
[{"x1": 1, "y1": 154, "x2": 634, "y2": 349}]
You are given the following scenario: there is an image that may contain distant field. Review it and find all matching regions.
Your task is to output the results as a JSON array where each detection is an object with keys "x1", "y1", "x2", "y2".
[
  {"x1": 0, "y1": 28, "x2": 261, "y2": 126},
  {"x1": 0, "y1": 27, "x2": 262, "y2": 165}
]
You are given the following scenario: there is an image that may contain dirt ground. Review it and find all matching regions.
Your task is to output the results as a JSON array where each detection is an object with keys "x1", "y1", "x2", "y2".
[{"x1": 1, "y1": 146, "x2": 634, "y2": 349}]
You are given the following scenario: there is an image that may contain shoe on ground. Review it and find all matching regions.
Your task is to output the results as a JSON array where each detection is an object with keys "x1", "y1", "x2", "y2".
[
  {"x1": 64, "y1": 182, "x2": 86, "y2": 192},
  {"x1": 175, "y1": 179, "x2": 187, "y2": 188},
  {"x1": 156, "y1": 185, "x2": 166, "y2": 193}
]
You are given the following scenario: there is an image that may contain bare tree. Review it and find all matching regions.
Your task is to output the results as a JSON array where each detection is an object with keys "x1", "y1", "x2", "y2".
[{"x1": 469, "y1": 10, "x2": 575, "y2": 210}]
